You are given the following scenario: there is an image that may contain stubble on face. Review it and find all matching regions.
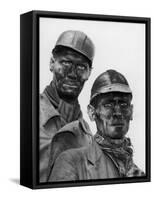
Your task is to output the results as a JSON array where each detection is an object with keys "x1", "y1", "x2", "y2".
[{"x1": 94, "y1": 93, "x2": 132, "y2": 140}]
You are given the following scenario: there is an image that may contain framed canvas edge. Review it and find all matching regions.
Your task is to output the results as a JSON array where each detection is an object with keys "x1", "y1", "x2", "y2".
[{"x1": 20, "y1": 10, "x2": 151, "y2": 189}]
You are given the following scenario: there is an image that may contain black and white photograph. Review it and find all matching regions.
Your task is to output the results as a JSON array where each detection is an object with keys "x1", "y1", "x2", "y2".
[
  {"x1": 20, "y1": 11, "x2": 150, "y2": 189},
  {"x1": 1, "y1": 0, "x2": 154, "y2": 198}
]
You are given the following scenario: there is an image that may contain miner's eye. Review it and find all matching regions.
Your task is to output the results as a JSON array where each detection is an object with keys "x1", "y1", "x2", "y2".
[
  {"x1": 77, "y1": 65, "x2": 86, "y2": 71},
  {"x1": 103, "y1": 103, "x2": 113, "y2": 108},
  {"x1": 61, "y1": 60, "x2": 72, "y2": 67},
  {"x1": 120, "y1": 102, "x2": 129, "y2": 107}
]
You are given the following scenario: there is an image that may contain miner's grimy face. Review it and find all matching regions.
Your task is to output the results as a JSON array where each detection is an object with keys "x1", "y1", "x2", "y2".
[
  {"x1": 51, "y1": 49, "x2": 91, "y2": 101},
  {"x1": 94, "y1": 92, "x2": 133, "y2": 139}
]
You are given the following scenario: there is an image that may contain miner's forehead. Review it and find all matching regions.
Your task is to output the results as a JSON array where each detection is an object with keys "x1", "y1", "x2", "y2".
[{"x1": 53, "y1": 46, "x2": 91, "y2": 65}]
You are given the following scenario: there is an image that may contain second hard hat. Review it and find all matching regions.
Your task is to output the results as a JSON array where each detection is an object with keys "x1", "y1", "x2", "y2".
[{"x1": 90, "y1": 69, "x2": 132, "y2": 103}]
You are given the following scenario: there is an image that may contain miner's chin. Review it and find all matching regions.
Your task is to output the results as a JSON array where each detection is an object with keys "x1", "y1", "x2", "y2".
[
  {"x1": 58, "y1": 89, "x2": 81, "y2": 102},
  {"x1": 60, "y1": 86, "x2": 82, "y2": 97},
  {"x1": 108, "y1": 126, "x2": 128, "y2": 139}
]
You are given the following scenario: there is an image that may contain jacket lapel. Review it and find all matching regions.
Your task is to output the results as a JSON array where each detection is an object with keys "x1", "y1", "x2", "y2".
[
  {"x1": 86, "y1": 139, "x2": 118, "y2": 179},
  {"x1": 86, "y1": 139, "x2": 102, "y2": 165},
  {"x1": 40, "y1": 93, "x2": 60, "y2": 127}
]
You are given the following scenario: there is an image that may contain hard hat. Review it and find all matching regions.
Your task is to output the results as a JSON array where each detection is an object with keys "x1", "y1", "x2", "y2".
[
  {"x1": 90, "y1": 69, "x2": 132, "y2": 103},
  {"x1": 54, "y1": 30, "x2": 95, "y2": 62}
]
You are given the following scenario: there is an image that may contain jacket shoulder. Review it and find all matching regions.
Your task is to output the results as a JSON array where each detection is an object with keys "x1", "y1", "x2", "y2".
[
  {"x1": 56, "y1": 119, "x2": 92, "y2": 136},
  {"x1": 46, "y1": 120, "x2": 92, "y2": 181},
  {"x1": 50, "y1": 120, "x2": 92, "y2": 162}
]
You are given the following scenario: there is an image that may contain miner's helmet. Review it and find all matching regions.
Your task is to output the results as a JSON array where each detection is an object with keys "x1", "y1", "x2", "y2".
[
  {"x1": 52, "y1": 30, "x2": 95, "y2": 64},
  {"x1": 90, "y1": 69, "x2": 132, "y2": 104}
]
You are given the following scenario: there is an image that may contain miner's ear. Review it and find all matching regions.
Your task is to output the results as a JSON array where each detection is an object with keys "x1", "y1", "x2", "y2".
[
  {"x1": 50, "y1": 56, "x2": 55, "y2": 72},
  {"x1": 130, "y1": 104, "x2": 133, "y2": 120},
  {"x1": 88, "y1": 67, "x2": 92, "y2": 78},
  {"x1": 83, "y1": 66, "x2": 92, "y2": 81},
  {"x1": 87, "y1": 104, "x2": 96, "y2": 121}
]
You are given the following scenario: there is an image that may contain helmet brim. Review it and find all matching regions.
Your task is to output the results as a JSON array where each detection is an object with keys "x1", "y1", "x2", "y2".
[{"x1": 91, "y1": 83, "x2": 132, "y2": 101}]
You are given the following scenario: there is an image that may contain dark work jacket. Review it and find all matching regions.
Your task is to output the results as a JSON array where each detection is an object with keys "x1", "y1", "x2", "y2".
[
  {"x1": 49, "y1": 139, "x2": 119, "y2": 181},
  {"x1": 46, "y1": 120, "x2": 92, "y2": 181},
  {"x1": 49, "y1": 139, "x2": 144, "y2": 182},
  {"x1": 40, "y1": 92, "x2": 92, "y2": 182}
]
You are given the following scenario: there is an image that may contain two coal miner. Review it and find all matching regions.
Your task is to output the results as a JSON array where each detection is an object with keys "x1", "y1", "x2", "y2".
[{"x1": 40, "y1": 30, "x2": 144, "y2": 183}]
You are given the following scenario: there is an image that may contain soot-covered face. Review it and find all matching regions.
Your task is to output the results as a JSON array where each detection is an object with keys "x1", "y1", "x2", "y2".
[
  {"x1": 94, "y1": 92, "x2": 133, "y2": 139},
  {"x1": 50, "y1": 49, "x2": 91, "y2": 102}
]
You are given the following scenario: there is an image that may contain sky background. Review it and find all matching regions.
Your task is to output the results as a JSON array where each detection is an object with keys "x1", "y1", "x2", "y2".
[{"x1": 39, "y1": 17, "x2": 145, "y2": 172}]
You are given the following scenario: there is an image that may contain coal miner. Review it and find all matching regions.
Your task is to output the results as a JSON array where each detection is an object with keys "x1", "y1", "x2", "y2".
[
  {"x1": 49, "y1": 69, "x2": 144, "y2": 181},
  {"x1": 40, "y1": 30, "x2": 95, "y2": 182}
]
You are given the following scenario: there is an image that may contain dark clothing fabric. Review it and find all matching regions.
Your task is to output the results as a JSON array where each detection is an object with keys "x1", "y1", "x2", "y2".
[
  {"x1": 44, "y1": 82, "x2": 82, "y2": 123},
  {"x1": 49, "y1": 139, "x2": 119, "y2": 181},
  {"x1": 40, "y1": 81, "x2": 87, "y2": 182},
  {"x1": 49, "y1": 138, "x2": 145, "y2": 182},
  {"x1": 46, "y1": 120, "x2": 92, "y2": 181},
  {"x1": 94, "y1": 133, "x2": 134, "y2": 176}
]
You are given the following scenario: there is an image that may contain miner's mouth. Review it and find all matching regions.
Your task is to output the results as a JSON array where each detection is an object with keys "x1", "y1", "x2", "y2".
[
  {"x1": 111, "y1": 122, "x2": 124, "y2": 126},
  {"x1": 63, "y1": 79, "x2": 80, "y2": 88},
  {"x1": 112, "y1": 125, "x2": 124, "y2": 128},
  {"x1": 63, "y1": 83, "x2": 79, "y2": 89}
]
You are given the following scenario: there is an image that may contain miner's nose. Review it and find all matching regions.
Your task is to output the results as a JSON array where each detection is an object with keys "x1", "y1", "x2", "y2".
[
  {"x1": 113, "y1": 105, "x2": 122, "y2": 117},
  {"x1": 67, "y1": 65, "x2": 77, "y2": 79}
]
